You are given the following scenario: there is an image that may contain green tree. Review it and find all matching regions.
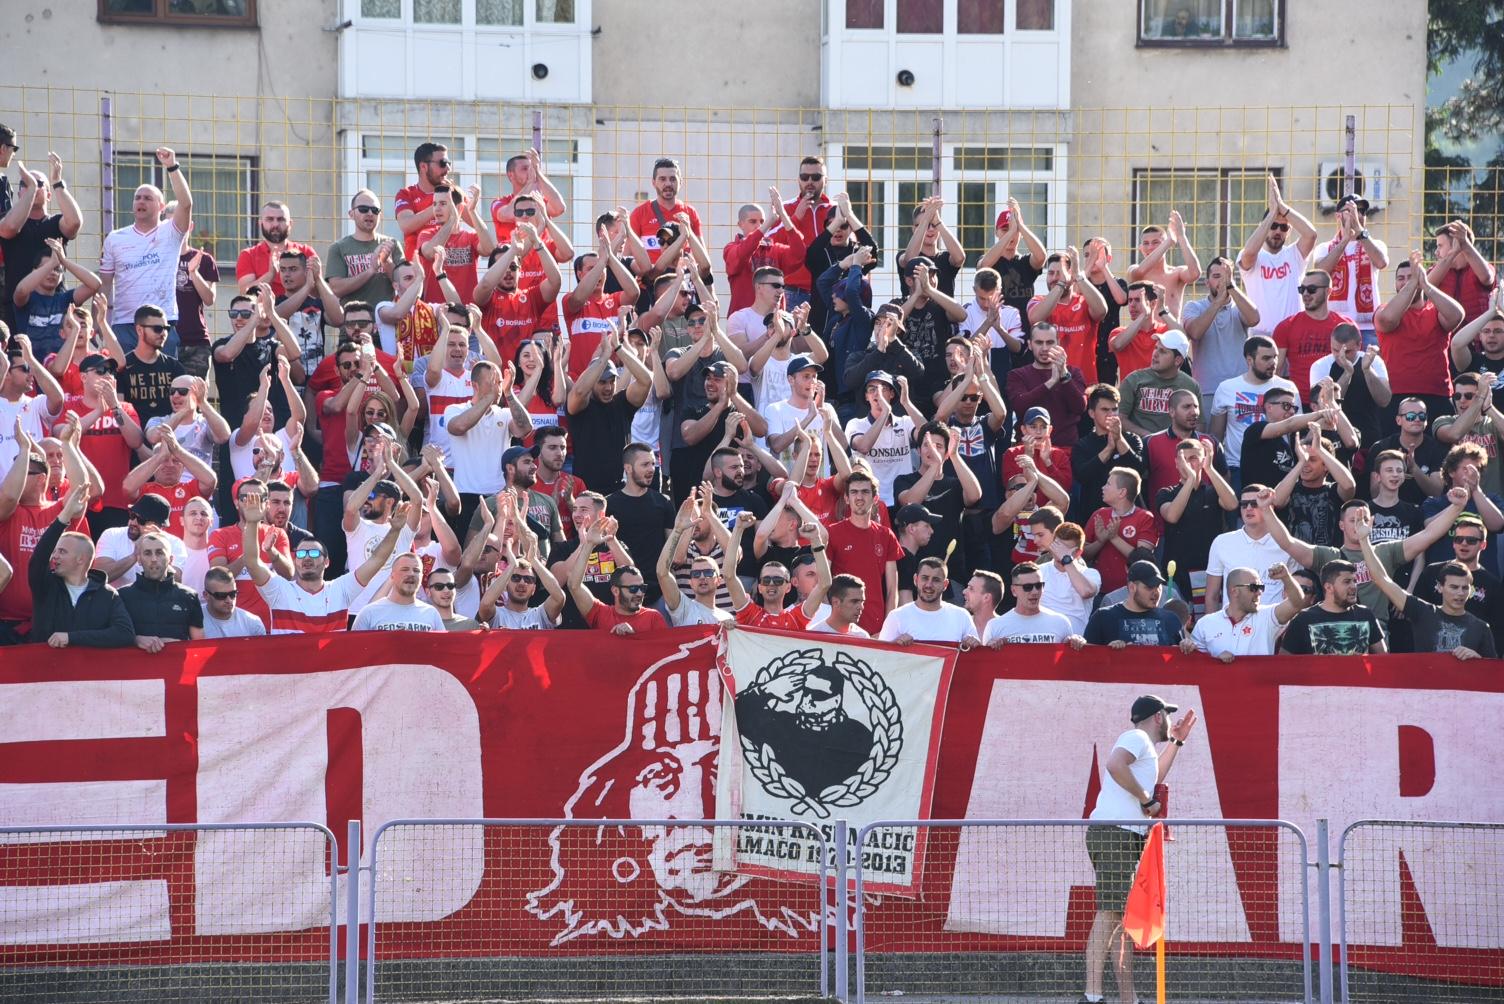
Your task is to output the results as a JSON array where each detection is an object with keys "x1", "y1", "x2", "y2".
[{"x1": 1426, "y1": 2, "x2": 1504, "y2": 253}]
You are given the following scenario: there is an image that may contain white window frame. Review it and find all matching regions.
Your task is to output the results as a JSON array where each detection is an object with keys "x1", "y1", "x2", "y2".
[
  {"x1": 347, "y1": 0, "x2": 584, "y2": 29},
  {"x1": 825, "y1": 141, "x2": 1067, "y2": 301}
]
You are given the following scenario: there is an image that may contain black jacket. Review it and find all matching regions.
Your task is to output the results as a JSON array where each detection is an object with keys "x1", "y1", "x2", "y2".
[
  {"x1": 121, "y1": 572, "x2": 203, "y2": 641},
  {"x1": 28, "y1": 519, "x2": 136, "y2": 646}
]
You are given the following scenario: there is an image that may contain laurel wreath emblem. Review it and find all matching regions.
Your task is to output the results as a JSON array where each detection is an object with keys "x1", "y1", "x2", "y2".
[{"x1": 740, "y1": 648, "x2": 903, "y2": 819}]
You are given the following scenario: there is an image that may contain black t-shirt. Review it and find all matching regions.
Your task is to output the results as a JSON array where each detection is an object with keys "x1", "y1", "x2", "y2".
[
  {"x1": 992, "y1": 256, "x2": 1043, "y2": 322},
  {"x1": 1366, "y1": 434, "x2": 1447, "y2": 507},
  {"x1": 1403, "y1": 596, "x2": 1497, "y2": 657},
  {"x1": 548, "y1": 539, "x2": 616, "y2": 630},
  {"x1": 710, "y1": 487, "x2": 769, "y2": 524},
  {"x1": 1281, "y1": 481, "x2": 1344, "y2": 548},
  {"x1": 1092, "y1": 276, "x2": 1129, "y2": 386},
  {"x1": 889, "y1": 297, "x2": 957, "y2": 403},
  {"x1": 604, "y1": 488, "x2": 674, "y2": 599},
  {"x1": 892, "y1": 470, "x2": 967, "y2": 563},
  {"x1": 1239, "y1": 420, "x2": 1296, "y2": 490},
  {"x1": 212, "y1": 332, "x2": 291, "y2": 426},
  {"x1": 1084, "y1": 603, "x2": 1183, "y2": 647},
  {"x1": 1368, "y1": 499, "x2": 1422, "y2": 545},
  {"x1": 748, "y1": 538, "x2": 810, "y2": 582},
  {"x1": 899, "y1": 254, "x2": 961, "y2": 297},
  {"x1": 569, "y1": 394, "x2": 636, "y2": 494},
  {"x1": 896, "y1": 546, "x2": 921, "y2": 597},
  {"x1": 120, "y1": 352, "x2": 186, "y2": 423},
  {"x1": 1414, "y1": 560, "x2": 1504, "y2": 654},
  {"x1": 1155, "y1": 483, "x2": 1225, "y2": 576},
  {"x1": 0, "y1": 214, "x2": 66, "y2": 297},
  {"x1": 949, "y1": 412, "x2": 1003, "y2": 509},
  {"x1": 1312, "y1": 356, "x2": 1384, "y2": 450},
  {"x1": 1455, "y1": 348, "x2": 1504, "y2": 411},
  {"x1": 1279, "y1": 604, "x2": 1386, "y2": 654}
]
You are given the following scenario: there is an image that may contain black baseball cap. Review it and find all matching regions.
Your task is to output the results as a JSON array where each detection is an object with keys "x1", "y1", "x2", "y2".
[
  {"x1": 1131, "y1": 694, "x2": 1178, "y2": 723},
  {"x1": 1334, "y1": 193, "x2": 1370, "y2": 214},
  {"x1": 370, "y1": 479, "x2": 402, "y2": 501},
  {"x1": 129, "y1": 494, "x2": 172, "y2": 524},
  {"x1": 894, "y1": 503, "x2": 942, "y2": 528},
  {"x1": 1128, "y1": 560, "x2": 1167, "y2": 587},
  {"x1": 79, "y1": 353, "x2": 118, "y2": 375}
]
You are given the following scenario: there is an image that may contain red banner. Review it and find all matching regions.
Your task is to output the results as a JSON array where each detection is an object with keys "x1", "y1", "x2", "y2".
[{"x1": 1, "y1": 630, "x2": 1500, "y2": 981}]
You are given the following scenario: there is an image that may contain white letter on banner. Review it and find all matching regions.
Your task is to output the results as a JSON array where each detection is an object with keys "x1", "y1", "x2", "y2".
[
  {"x1": 948, "y1": 679, "x2": 1249, "y2": 943},
  {"x1": 0, "y1": 680, "x2": 170, "y2": 944},
  {"x1": 1279, "y1": 686, "x2": 1504, "y2": 947},
  {"x1": 196, "y1": 665, "x2": 484, "y2": 933}
]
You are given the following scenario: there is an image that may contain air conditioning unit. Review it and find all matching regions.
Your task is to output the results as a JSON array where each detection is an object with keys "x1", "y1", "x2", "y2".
[{"x1": 1318, "y1": 161, "x2": 1389, "y2": 212}]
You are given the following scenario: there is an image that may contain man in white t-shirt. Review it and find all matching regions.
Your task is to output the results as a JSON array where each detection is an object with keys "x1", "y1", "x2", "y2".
[
  {"x1": 0, "y1": 337, "x2": 65, "y2": 472},
  {"x1": 242, "y1": 497, "x2": 404, "y2": 633},
  {"x1": 657, "y1": 493, "x2": 735, "y2": 628},
  {"x1": 983, "y1": 561, "x2": 1079, "y2": 646},
  {"x1": 1204, "y1": 484, "x2": 1297, "y2": 614},
  {"x1": 342, "y1": 449, "x2": 422, "y2": 614},
  {"x1": 1034, "y1": 521, "x2": 1101, "y2": 635},
  {"x1": 1236, "y1": 174, "x2": 1316, "y2": 338},
  {"x1": 421, "y1": 318, "x2": 489, "y2": 465},
  {"x1": 1211, "y1": 335, "x2": 1298, "y2": 480},
  {"x1": 98, "y1": 147, "x2": 193, "y2": 353},
  {"x1": 1188, "y1": 563, "x2": 1306, "y2": 660},
  {"x1": 764, "y1": 355, "x2": 844, "y2": 475},
  {"x1": 878, "y1": 557, "x2": 980, "y2": 647},
  {"x1": 844, "y1": 370, "x2": 922, "y2": 505},
  {"x1": 958, "y1": 266, "x2": 1025, "y2": 359},
  {"x1": 1315, "y1": 195, "x2": 1390, "y2": 343},
  {"x1": 93, "y1": 494, "x2": 187, "y2": 588},
  {"x1": 199, "y1": 565, "x2": 267, "y2": 639},
  {"x1": 480, "y1": 539, "x2": 566, "y2": 630},
  {"x1": 809, "y1": 573, "x2": 870, "y2": 637},
  {"x1": 351, "y1": 553, "x2": 446, "y2": 631},
  {"x1": 1083, "y1": 695, "x2": 1197, "y2": 1004},
  {"x1": 444, "y1": 359, "x2": 528, "y2": 528}
]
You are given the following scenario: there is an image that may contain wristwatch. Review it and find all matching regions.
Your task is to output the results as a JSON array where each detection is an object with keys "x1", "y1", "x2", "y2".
[
  {"x1": 1356, "y1": 229, "x2": 1370, "y2": 241},
  {"x1": 1141, "y1": 797, "x2": 1158, "y2": 811},
  {"x1": 433, "y1": 272, "x2": 449, "y2": 282},
  {"x1": 1171, "y1": 737, "x2": 1185, "y2": 747},
  {"x1": 1059, "y1": 553, "x2": 1074, "y2": 565}
]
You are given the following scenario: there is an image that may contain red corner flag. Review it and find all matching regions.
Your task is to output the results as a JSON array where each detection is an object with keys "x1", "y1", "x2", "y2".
[{"x1": 1122, "y1": 822, "x2": 1167, "y2": 949}]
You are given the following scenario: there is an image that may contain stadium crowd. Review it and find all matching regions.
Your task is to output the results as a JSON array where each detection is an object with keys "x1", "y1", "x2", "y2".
[{"x1": 0, "y1": 124, "x2": 1499, "y2": 659}]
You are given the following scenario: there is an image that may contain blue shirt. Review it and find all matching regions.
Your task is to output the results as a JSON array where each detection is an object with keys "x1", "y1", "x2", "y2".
[{"x1": 17, "y1": 287, "x2": 74, "y2": 358}]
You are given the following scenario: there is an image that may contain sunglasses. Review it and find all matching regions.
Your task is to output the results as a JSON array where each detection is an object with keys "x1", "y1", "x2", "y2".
[
  {"x1": 1400, "y1": 411, "x2": 1428, "y2": 422},
  {"x1": 618, "y1": 583, "x2": 646, "y2": 594},
  {"x1": 9, "y1": 362, "x2": 30, "y2": 373},
  {"x1": 1235, "y1": 582, "x2": 1266, "y2": 593},
  {"x1": 429, "y1": 158, "x2": 452, "y2": 167},
  {"x1": 758, "y1": 281, "x2": 786, "y2": 289},
  {"x1": 1269, "y1": 222, "x2": 1290, "y2": 232},
  {"x1": 344, "y1": 319, "x2": 374, "y2": 329},
  {"x1": 207, "y1": 590, "x2": 239, "y2": 600},
  {"x1": 798, "y1": 173, "x2": 824, "y2": 182},
  {"x1": 1016, "y1": 582, "x2": 1044, "y2": 592},
  {"x1": 1452, "y1": 533, "x2": 1484, "y2": 544},
  {"x1": 169, "y1": 387, "x2": 191, "y2": 396},
  {"x1": 293, "y1": 547, "x2": 325, "y2": 559},
  {"x1": 1454, "y1": 393, "x2": 1477, "y2": 402},
  {"x1": 27, "y1": 464, "x2": 48, "y2": 475},
  {"x1": 513, "y1": 207, "x2": 538, "y2": 217},
  {"x1": 688, "y1": 568, "x2": 718, "y2": 579},
  {"x1": 961, "y1": 394, "x2": 981, "y2": 402},
  {"x1": 428, "y1": 581, "x2": 457, "y2": 590},
  {"x1": 687, "y1": 316, "x2": 709, "y2": 326},
  {"x1": 140, "y1": 323, "x2": 169, "y2": 333},
  {"x1": 760, "y1": 576, "x2": 789, "y2": 586},
  {"x1": 1238, "y1": 499, "x2": 1262, "y2": 509},
  {"x1": 228, "y1": 309, "x2": 254, "y2": 319},
  {"x1": 510, "y1": 575, "x2": 537, "y2": 585},
  {"x1": 353, "y1": 205, "x2": 380, "y2": 214},
  {"x1": 1297, "y1": 284, "x2": 1328, "y2": 294}
]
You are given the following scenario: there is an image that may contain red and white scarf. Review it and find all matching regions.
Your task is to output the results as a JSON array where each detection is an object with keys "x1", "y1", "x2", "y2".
[{"x1": 1325, "y1": 237, "x2": 1376, "y2": 320}]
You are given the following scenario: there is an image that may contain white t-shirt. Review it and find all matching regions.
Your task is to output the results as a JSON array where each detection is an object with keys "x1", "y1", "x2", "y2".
[
  {"x1": 344, "y1": 519, "x2": 416, "y2": 614},
  {"x1": 666, "y1": 591, "x2": 735, "y2": 627},
  {"x1": 878, "y1": 602, "x2": 980, "y2": 644},
  {"x1": 809, "y1": 619, "x2": 871, "y2": 637},
  {"x1": 351, "y1": 597, "x2": 447, "y2": 632},
  {"x1": 95, "y1": 526, "x2": 189, "y2": 589},
  {"x1": 443, "y1": 402, "x2": 510, "y2": 494},
  {"x1": 959, "y1": 300, "x2": 1024, "y2": 348},
  {"x1": 228, "y1": 428, "x2": 297, "y2": 480},
  {"x1": 763, "y1": 398, "x2": 828, "y2": 475},
  {"x1": 982, "y1": 607, "x2": 1075, "y2": 644},
  {"x1": 1039, "y1": 560, "x2": 1102, "y2": 635},
  {"x1": 844, "y1": 413, "x2": 915, "y2": 504},
  {"x1": 1239, "y1": 243, "x2": 1308, "y2": 336},
  {"x1": 99, "y1": 220, "x2": 188, "y2": 323},
  {"x1": 1205, "y1": 528, "x2": 1295, "y2": 611},
  {"x1": 424, "y1": 366, "x2": 474, "y2": 465},
  {"x1": 256, "y1": 572, "x2": 364, "y2": 634},
  {"x1": 1191, "y1": 602, "x2": 1285, "y2": 657},
  {"x1": 727, "y1": 306, "x2": 769, "y2": 352},
  {"x1": 1306, "y1": 353, "x2": 1389, "y2": 397},
  {"x1": 1089, "y1": 728, "x2": 1157, "y2": 833},
  {"x1": 1211, "y1": 374, "x2": 1299, "y2": 465},
  {"x1": 179, "y1": 543, "x2": 211, "y2": 594},
  {"x1": 752, "y1": 354, "x2": 794, "y2": 410},
  {"x1": 412, "y1": 540, "x2": 481, "y2": 619},
  {"x1": 200, "y1": 605, "x2": 268, "y2": 639},
  {"x1": 489, "y1": 604, "x2": 557, "y2": 630},
  {"x1": 0, "y1": 395, "x2": 57, "y2": 472}
]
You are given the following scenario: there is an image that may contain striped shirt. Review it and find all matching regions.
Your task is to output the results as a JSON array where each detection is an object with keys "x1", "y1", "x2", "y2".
[{"x1": 256, "y1": 573, "x2": 363, "y2": 634}]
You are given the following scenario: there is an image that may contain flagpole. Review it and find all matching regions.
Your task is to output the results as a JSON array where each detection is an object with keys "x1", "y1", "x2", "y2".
[{"x1": 1156, "y1": 938, "x2": 1166, "y2": 1004}]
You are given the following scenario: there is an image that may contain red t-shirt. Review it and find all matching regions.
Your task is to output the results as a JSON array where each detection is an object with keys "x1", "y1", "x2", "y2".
[
  {"x1": 1110, "y1": 319, "x2": 1168, "y2": 381},
  {"x1": 1000, "y1": 443, "x2": 1074, "y2": 506},
  {"x1": 565, "y1": 291, "x2": 625, "y2": 378},
  {"x1": 56, "y1": 398, "x2": 140, "y2": 510},
  {"x1": 1030, "y1": 293, "x2": 1097, "y2": 385},
  {"x1": 394, "y1": 184, "x2": 436, "y2": 261},
  {"x1": 1380, "y1": 302, "x2": 1454, "y2": 398},
  {"x1": 825, "y1": 517, "x2": 902, "y2": 636},
  {"x1": 235, "y1": 241, "x2": 317, "y2": 296},
  {"x1": 1434, "y1": 262, "x2": 1499, "y2": 325},
  {"x1": 767, "y1": 476, "x2": 844, "y2": 528},
  {"x1": 414, "y1": 223, "x2": 481, "y2": 305},
  {"x1": 0, "y1": 500, "x2": 85, "y2": 625},
  {"x1": 207, "y1": 522, "x2": 291, "y2": 629},
  {"x1": 534, "y1": 471, "x2": 586, "y2": 537},
  {"x1": 585, "y1": 601, "x2": 667, "y2": 633},
  {"x1": 307, "y1": 351, "x2": 401, "y2": 396},
  {"x1": 140, "y1": 481, "x2": 209, "y2": 537},
  {"x1": 779, "y1": 198, "x2": 832, "y2": 290},
  {"x1": 1272, "y1": 310, "x2": 1355, "y2": 402},
  {"x1": 628, "y1": 200, "x2": 703, "y2": 263},
  {"x1": 315, "y1": 388, "x2": 354, "y2": 483},
  {"x1": 481, "y1": 288, "x2": 552, "y2": 362},
  {"x1": 1084, "y1": 504, "x2": 1161, "y2": 594},
  {"x1": 735, "y1": 601, "x2": 812, "y2": 631}
]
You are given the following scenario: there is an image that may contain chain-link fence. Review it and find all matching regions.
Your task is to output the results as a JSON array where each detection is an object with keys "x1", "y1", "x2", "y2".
[
  {"x1": 1339, "y1": 820, "x2": 1504, "y2": 1003},
  {"x1": 854, "y1": 818, "x2": 1312, "y2": 1003},
  {"x1": 364, "y1": 818, "x2": 830, "y2": 1002},
  {"x1": 0, "y1": 822, "x2": 341, "y2": 1004}
]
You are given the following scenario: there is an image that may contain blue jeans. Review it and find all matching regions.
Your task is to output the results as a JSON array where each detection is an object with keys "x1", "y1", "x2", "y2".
[{"x1": 112, "y1": 320, "x2": 180, "y2": 357}]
